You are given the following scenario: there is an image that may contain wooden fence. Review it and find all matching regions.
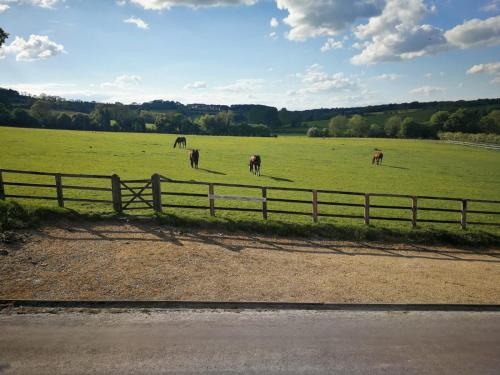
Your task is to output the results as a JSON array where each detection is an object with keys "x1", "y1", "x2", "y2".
[{"x1": 1, "y1": 168, "x2": 500, "y2": 230}]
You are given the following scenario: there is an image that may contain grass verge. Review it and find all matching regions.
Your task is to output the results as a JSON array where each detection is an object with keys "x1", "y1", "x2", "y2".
[{"x1": 2, "y1": 201, "x2": 498, "y2": 247}]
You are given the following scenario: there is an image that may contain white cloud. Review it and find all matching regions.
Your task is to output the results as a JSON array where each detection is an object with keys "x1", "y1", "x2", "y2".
[
  {"x1": 184, "y1": 81, "x2": 208, "y2": 89},
  {"x1": 0, "y1": 4, "x2": 9, "y2": 12},
  {"x1": 268, "y1": 31, "x2": 278, "y2": 40},
  {"x1": 445, "y1": 15, "x2": 500, "y2": 49},
  {"x1": 481, "y1": 0, "x2": 500, "y2": 12},
  {"x1": 467, "y1": 62, "x2": 500, "y2": 75},
  {"x1": 116, "y1": 0, "x2": 127, "y2": 5},
  {"x1": 491, "y1": 76, "x2": 500, "y2": 85},
  {"x1": 270, "y1": 17, "x2": 279, "y2": 28},
  {"x1": 128, "y1": 0, "x2": 256, "y2": 10},
  {"x1": 1, "y1": 34, "x2": 65, "y2": 61},
  {"x1": 124, "y1": 16, "x2": 149, "y2": 29},
  {"x1": 215, "y1": 78, "x2": 264, "y2": 92},
  {"x1": 292, "y1": 64, "x2": 359, "y2": 95},
  {"x1": 424, "y1": 73, "x2": 432, "y2": 78},
  {"x1": 409, "y1": 85, "x2": 446, "y2": 96},
  {"x1": 276, "y1": 0, "x2": 384, "y2": 41},
  {"x1": 100, "y1": 75, "x2": 142, "y2": 89},
  {"x1": 0, "y1": 0, "x2": 63, "y2": 8},
  {"x1": 351, "y1": 0, "x2": 447, "y2": 65},
  {"x1": 320, "y1": 38, "x2": 343, "y2": 52},
  {"x1": 373, "y1": 73, "x2": 402, "y2": 81}
]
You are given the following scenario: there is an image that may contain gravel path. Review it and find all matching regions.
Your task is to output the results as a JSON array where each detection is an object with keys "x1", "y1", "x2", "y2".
[{"x1": 1, "y1": 220, "x2": 499, "y2": 303}]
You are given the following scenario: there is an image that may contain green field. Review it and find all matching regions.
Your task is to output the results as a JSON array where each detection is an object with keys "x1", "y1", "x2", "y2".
[{"x1": 1, "y1": 126, "x2": 499, "y2": 234}]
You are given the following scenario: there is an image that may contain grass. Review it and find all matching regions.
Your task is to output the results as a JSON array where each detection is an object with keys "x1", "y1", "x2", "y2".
[{"x1": 0, "y1": 126, "x2": 499, "y2": 237}]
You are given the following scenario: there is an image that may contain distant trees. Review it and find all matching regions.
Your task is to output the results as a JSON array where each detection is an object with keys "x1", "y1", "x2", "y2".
[
  {"x1": 348, "y1": 115, "x2": 370, "y2": 137},
  {"x1": 430, "y1": 111, "x2": 449, "y2": 132},
  {"x1": 328, "y1": 115, "x2": 348, "y2": 137},
  {"x1": 384, "y1": 116, "x2": 401, "y2": 137},
  {"x1": 307, "y1": 127, "x2": 321, "y2": 137}
]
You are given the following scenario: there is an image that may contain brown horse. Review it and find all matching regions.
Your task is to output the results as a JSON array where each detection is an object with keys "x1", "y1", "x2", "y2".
[
  {"x1": 372, "y1": 151, "x2": 384, "y2": 165},
  {"x1": 189, "y1": 149, "x2": 199, "y2": 169},
  {"x1": 174, "y1": 137, "x2": 186, "y2": 149},
  {"x1": 249, "y1": 155, "x2": 261, "y2": 175}
]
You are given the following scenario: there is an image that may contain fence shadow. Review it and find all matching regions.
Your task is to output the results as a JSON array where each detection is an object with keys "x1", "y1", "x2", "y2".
[
  {"x1": 31, "y1": 221, "x2": 500, "y2": 264},
  {"x1": 198, "y1": 168, "x2": 226, "y2": 176},
  {"x1": 382, "y1": 164, "x2": 410, "y2": 170},
  {"x1": 261, "y1": 175, "x2": 294, "y2": 182}
]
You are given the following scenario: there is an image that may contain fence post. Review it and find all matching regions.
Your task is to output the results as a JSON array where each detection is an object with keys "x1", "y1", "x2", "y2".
[
  {"x1": 312, "y1": 190, "x2": 318, "y2": 223},
  {"x1": 0, "y1": 170, "x2": 5, "y2": 200},
  {"x1": 411, "y1": 196, "x2": 417, "y2": 229},
  {"x1": 262, "y1": 187, "x2": 268, "y2": 220},
  {"x1": 151, "y1": 173, "x2": 162, "y2": 214},
  {"x1": 461, "y1": 199, "x2": 468, "y2": 230},
  {"x1": 55, "y1": 174, "x2": 64, "y2": 208},
  {"x1": 111, "y1": 174, "x2": 122, "y2": 213},
  {"x1": 364, "y1": 194, "x2": 370, "y2": 225},
  {"x1": 209, "y1": 184, "x2": 215, "y2": 217}
]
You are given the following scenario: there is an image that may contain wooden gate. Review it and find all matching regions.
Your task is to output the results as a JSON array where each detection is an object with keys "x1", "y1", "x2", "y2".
[{"x1": 119, "y1": 178, "x2": 154, "y2": 212}]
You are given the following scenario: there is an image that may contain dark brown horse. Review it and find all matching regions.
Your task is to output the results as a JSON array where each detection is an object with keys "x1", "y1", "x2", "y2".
[
  {"x1": 174, "y1": 137, "x2": 186, "y2": 149},
  {"x1": 372, "y1": 151, "x2": 384, "y2": 165},
  {"x1": 189, "y1": 149, "x2": 199, "y2": 169},
  {"x1": 249, "y1": 155, "x2": 261, "y2": 175}
]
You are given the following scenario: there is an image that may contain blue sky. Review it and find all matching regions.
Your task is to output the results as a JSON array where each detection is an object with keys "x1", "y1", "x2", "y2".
[{"x1": 0, "y1": 0, "x2": 499, "y2": 110}]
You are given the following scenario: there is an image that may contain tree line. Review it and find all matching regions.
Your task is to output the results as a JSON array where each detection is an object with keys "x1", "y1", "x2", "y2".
[{"x1": 307, "y1": 108, "x2": 500, "y2": 139}]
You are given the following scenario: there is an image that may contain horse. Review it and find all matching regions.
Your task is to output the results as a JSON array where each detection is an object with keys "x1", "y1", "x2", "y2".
[
  {"x1": 173, "y1": 137, "x2": 186, "y2": 149},
  {"x1": 249, "y1": 155, "x2": 261, "y2": 176},
  {"x1": 189, "y1": 149, "x2": 199, "y2": 169},
  {"x1": 372, "y1": 151, "x2": 384, "y2": 165}
]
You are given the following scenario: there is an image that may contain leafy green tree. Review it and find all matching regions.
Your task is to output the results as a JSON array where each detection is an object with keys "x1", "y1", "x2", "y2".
[
  {"x1": 0, "y1": 27, "x2": 8, "y2": 47},
  {"x1": 0, "y1": 103, "x2": 11, "y2": 124},
  {"x1": 398, "y1": 117, "x2": 423, "y2": 138},
  {"x1": 430, "y1": 111, "x2": 450, "y2": 132},
  {"x1": 30, "y1": 100, "x2": 52, "y2": 124},
  {"x1": 56, "y1": 113, "x2": 72, "y2": 130},
  {"x1": 479, "y1": 110, "x2": 500, "y2": 134},
  {"x1": 328, "y1": 115, "x2": 348, "y2": 137},
  {"x1": 90, "y1": 105, "x2": 111, "y2": 130},
  {"x1": 384, "y1": 115, "x2": 401, "y2": 137},
  {"x1": 307, "y1": 127, "x2": 321, "y2": 137},
  {"x1": 368, "y1": 123, "x2": 385, "y2": 137},
  {"x1": 13, "y1": 108, "x2": 38, "y2": 127},
  {"x1": 348, "y1": 115, "x2": 369, "y2": 137},
  {"x1": 444, "y1": 108, "x2": 481, "y2": 133},
  {"x1": 71, "y1": 113, "x2": 91, "y2": 130}
]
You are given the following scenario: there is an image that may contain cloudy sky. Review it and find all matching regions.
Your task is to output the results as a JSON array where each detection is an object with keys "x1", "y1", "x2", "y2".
[{"x1": 0, "y1": 0, "x2": 499, "y2": 110}]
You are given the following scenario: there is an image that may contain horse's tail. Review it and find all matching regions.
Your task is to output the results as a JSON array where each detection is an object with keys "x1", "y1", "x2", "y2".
[
  {"x1": 372, "y1": 156, "x2": 375, "y2": 164},
  {"x1": 173, "y1": 139, "x2": 178, "y2": 148}
]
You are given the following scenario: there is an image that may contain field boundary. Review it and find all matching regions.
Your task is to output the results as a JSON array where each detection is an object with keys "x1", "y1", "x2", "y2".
[{"x1": 1, "y1": 168, "x2": 499, "y2": 230}]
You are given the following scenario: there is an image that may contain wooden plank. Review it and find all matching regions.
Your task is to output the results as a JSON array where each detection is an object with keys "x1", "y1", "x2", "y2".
[
  {"x1": 364, "y1": 194, "x2": 370, "y2": 225},
  {"x1": 266, "y1": 209, "x2": 312, "y2": 216},
  {"x1": 151, "y1": 174, "x2": 162, "y2": 214},
  {"x1": 4, "y1": 194, "x2": 57, "y2": 201},
  {"x1": 111, "y1": 174, "x2": 122, "y2": 212},
  {"x1": 267, "y1": 198, "x2": 311, "y2": 204},
  {"x1": 417, "y1": 195, "x2": 463, "y2": 202},
  {"x1": 317, "y1": 201, "x2": 365, "y2": 208},
  {"x1": 467, "y1": 210, "x2": 500, "y2": 215},
  {"x1": 208, "y1": 194, "x2": 266, "y2": 202},
  {"x1": 467, "y1": 221, "x2": 500, "y2": 227},
  {"x1": 214, "y1": 207, "x2": 264, "y2": 213},
  {"x1": 1, "y1": 169, "x2": 110, "y2": 179},
  {"x1": 412, "y1": 196, "x2": 417, "y2": 229},
  {"x1": 0, "y1": 170, "x2": 4, "y2": 200},
  {"x1": 163, "y1": 204, "x2": 209, "y2": 210},
  {"x1": 162, "y1": 192, "x2": 207, "y2": 198},
  {"x1": 62, "y1": 185, "x2": 112, "y2": 192},
  {"x1": 467, "y1": 198, "x2": 500, "y2": 204},
  {"x1": 262, "y1": 187, "x2": 268, "y2": 220},
  {"x1": 369, "y1": 216, "x2": 413, "y2": 222},
  {"x1": 64, "y1": 198, "x2": 114, "y2": 204},
  {"x1": 312, "y1": 190, "x2": 318, "y2": 223},
  {"x1": 417, "y1": 207, "x2": 462, "y2": 213},
  {"x1": 370, "y1": 204, "x2": 412, "y2": 210},
  {"x1": 55, "y1": 174, "x2": 64, "y2": 208},
  {"x1": 417, "y1": 219, "x2": 461, "y2": 224},
  {"x1": 461, "y1": 199, "x2": 468, "y2": 230},
  {"x1": 318, "y1": 213, "x2": 364, "y2": 219},
  {"x1": 2, "y1": 182, "x2": 56, "y2": 189},
  {"x1": 209, "y1": 184, "x2": 215, "y2": 217}
]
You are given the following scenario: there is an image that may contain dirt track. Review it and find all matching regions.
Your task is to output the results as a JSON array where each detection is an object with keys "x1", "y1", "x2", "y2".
[{"x1": 1, "y1": 220, "x2": 499, "y2": 303}]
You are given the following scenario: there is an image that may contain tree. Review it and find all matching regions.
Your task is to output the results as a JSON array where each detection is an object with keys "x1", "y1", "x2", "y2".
[
  {"x1": 348, "y1": 115, "x2": 369, "y2": 137},
  {"x1": 0, "y1": 27, "x2": 8, "y2": 47},
  {"x1": 71, "y1": 113, "x2": 91, "y2": 130},
  {"x1": 368, "y1": 123, "x2": 385, "y2": 137},
  {"x1": 90, "y1": 105, "x2": 111, "y2": 130},
  {"x1": 384, "y1": 116, "x2": 402, "y2": 137},
  {"x1": 398, "y1": 117, "x2": 423, "y2": 138},
  {"x1": 328, "y1": 115, "x2": 348, "y2": 137},
  {"x1": 12, "y1": 108, "x2": 38, "y2": 127},
  {"x1": 30, "y1": 100, "x2": 52, "y2": 124},
  {"x1": 307, "y1": 127, "x2": 321, "y2": 137},
  {"x1": 479, "y1": 110, "x2": 500, "y2": 134},
  {"x1": 430, "y1": 111, "x2": 450, "y2": 132},
  {"x1": 56, "y1": 113, "x2": 72, "y2": 130},
  {"x1": 444, "y1": 108, "x2": 481, "y2": 133}
]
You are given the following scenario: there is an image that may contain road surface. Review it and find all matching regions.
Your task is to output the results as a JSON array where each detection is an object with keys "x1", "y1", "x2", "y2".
[{"x1": 0, "y1": 310, "x2": 499, "y2": 374}]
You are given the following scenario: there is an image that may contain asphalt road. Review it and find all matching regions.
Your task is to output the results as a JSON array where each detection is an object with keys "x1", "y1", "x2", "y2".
[{"x1": 0, "y1": 310, "x2": 499, "y2": 374}]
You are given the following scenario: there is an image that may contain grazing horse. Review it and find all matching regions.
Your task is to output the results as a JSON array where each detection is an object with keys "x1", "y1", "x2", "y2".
[
  {"x1": 189, "y1": 149, "x2": 199, "y2": 169},
  {"x1": 249, "y1": 155, "x2": 261, "y2": 176},
  {"x1": 173, "y1": 137, "x2": 187, "y2": 149},
  {"x1": 372, "y1": 151, "x2": 384, "y2": 165}
]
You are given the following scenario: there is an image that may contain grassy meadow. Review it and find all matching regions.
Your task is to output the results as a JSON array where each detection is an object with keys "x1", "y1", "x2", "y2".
[{"x1": 1, "y1": 126, "x2": 499, "y2": 234}]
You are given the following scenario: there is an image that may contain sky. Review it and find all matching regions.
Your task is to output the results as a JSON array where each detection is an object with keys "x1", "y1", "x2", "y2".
[{"x1": 0, "y1": 0, "x2": 499, "y2": 110}]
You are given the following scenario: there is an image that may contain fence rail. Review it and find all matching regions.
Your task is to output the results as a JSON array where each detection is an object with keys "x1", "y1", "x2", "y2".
[{"x1": 1, "y1": 169, "x2": 500, "y2": 230}]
